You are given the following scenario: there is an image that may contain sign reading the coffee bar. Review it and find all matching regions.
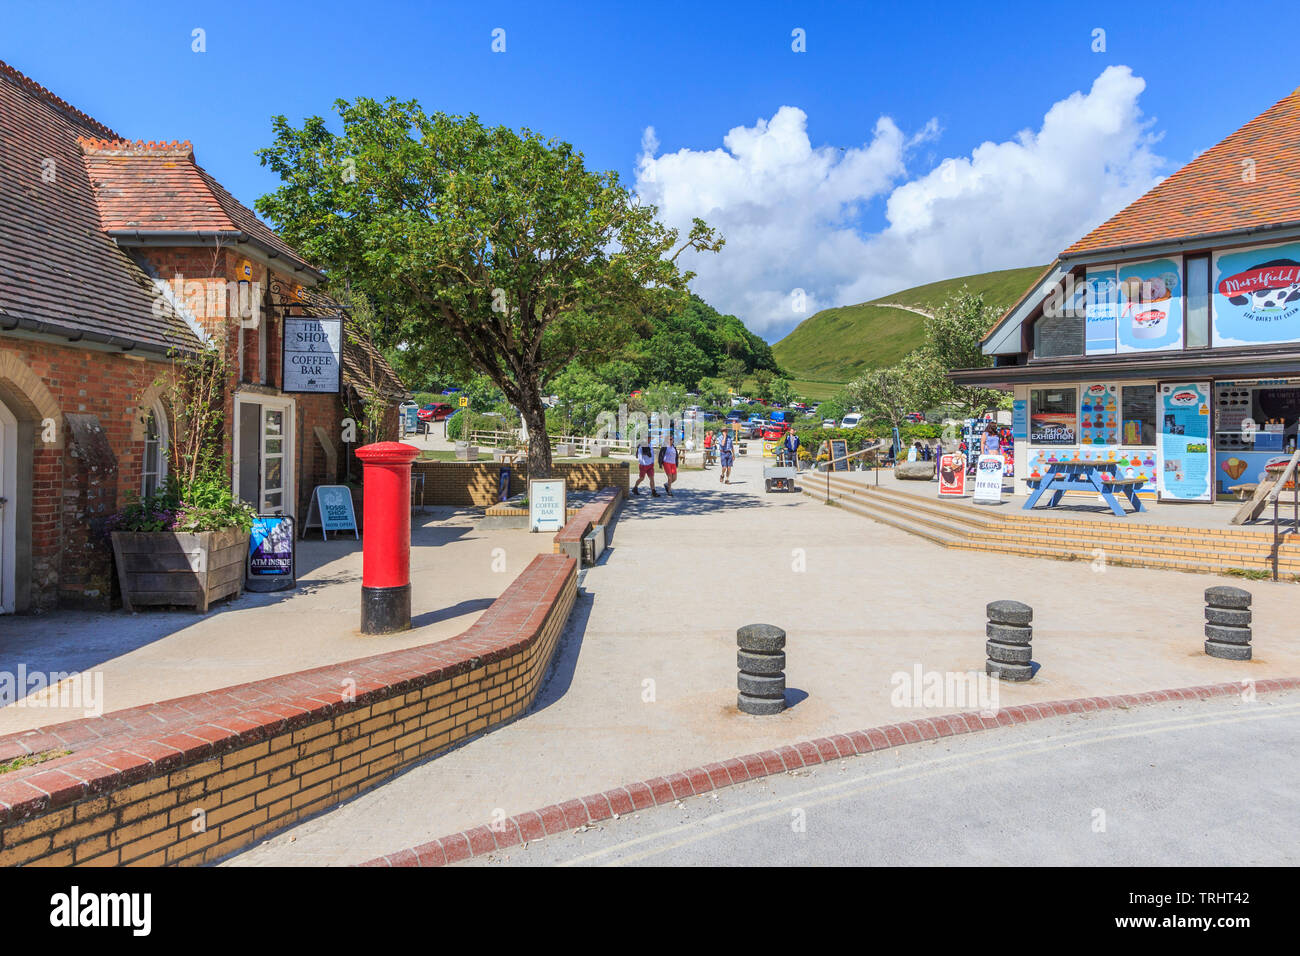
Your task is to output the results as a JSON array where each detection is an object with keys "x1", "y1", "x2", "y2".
[{"x1": 282, "y1": 316, "x2": 343, "y2": 393}]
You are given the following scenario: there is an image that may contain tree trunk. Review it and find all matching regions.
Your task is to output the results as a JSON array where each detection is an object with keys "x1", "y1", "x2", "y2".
[{"x1": 521, "y1": 394, "x2": 552, "y2": 479}]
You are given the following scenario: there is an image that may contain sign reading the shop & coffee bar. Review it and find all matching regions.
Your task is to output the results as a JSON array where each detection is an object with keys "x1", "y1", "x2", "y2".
[{"x1": 282, "y1": 316, "x2": 343, "y2": 393}]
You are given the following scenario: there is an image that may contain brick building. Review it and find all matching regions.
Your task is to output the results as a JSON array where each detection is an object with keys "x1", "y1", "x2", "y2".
[{"x1": 0, "y1": 60, "x2": 404, "y2": 614}]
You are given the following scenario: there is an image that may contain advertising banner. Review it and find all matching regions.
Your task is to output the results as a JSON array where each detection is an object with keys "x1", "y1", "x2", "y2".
[
  {"x1": 246, "y1": 514, "x2": 296, "y2": 591},
  {"x1": 1079, "y1": 383, "x2": 1118, "y2": 446},
  {"x1": 1216, "y1": 451, "x2": 1293, "y2": 497},
  {"x1": 1212, "y1": 240, "x2": 1300, "y2": 346},
  {"x1": 938, "y1": 453, "x2": 967, "y2": 496},
  {"x1": 1030, "y1": 412, "x2": 1076, "y2": 445},
  {"x1": 1117, "y1": 257, "x2": 1182, "y2": 352},
  {"x1": 1085, "y1": 267, "x2": 1119, "y2": 354},
  {"x1": 1158, "y1": 382, "x2": 1212, "y2": 501},
  {"x1": 973, "y1": 454, "x2": 1005, "y2": 505},
  {"x1": 304, "y1": 485, "x2": 359, "y2": 539},
  {"x1": 1012, "y1": 400, "x2": 1028, "y2": 441}
]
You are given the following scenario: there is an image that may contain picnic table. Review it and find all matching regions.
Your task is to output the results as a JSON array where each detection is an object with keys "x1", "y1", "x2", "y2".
[{"x1": 1024, "y1": 458, "x2": 1146, "y2": 516}]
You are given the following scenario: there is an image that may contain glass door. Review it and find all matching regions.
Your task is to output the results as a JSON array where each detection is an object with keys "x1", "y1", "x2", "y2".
[{"x1": 261, "y1": 407, "x2": 285, "y2": 513}]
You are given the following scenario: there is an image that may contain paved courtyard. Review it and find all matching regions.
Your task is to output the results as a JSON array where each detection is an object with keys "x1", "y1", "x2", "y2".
[
  {"x1": 0, "y1": 507, "x2": 555, "y2": 735},
  {"x1": 226, "y1": 451, "x2": 1300, "y2": 865}
]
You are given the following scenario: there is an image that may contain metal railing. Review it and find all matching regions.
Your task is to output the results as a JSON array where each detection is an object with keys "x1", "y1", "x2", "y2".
[
  {"x1": 814, "y1": 440, "x2": 888, "y2": 502},
  {"x1": 1268, "y1": 447, "x2": 1300, "y2": 581}
]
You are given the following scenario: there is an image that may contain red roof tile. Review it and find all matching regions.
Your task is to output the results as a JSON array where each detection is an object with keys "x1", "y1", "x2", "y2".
[
  {"x1": 80, "y1": 138, "x2": 319, "y2": 273},
  {"x1": 1064, "y1": 86, "x2": 1300, "y2": 257}
]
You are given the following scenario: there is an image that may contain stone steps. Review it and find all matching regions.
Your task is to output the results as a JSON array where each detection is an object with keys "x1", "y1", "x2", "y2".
[{"x1": 808, "y1": 474, "x2": 1300, "y2": 580}]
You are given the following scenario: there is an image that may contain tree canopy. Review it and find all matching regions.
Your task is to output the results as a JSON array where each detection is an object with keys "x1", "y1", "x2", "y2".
[{"x1": 256, "y1": 97, "x2": 722, "y2": 474}]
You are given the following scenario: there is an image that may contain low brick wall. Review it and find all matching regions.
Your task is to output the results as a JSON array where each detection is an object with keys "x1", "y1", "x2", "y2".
[
  {"x1": 554, "y1": 488, "x2": 624, "y2": 563},
  {"x1": 412, "y1": 460, "x2": 630, "y2": 507},
  {"x1": 0, "y1": 554, "x2": 578, "y2": 867}
]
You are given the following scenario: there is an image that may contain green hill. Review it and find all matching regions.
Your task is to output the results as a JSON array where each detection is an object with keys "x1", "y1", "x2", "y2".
[{"x1": 772, "y1": 265, "x2": 1045, "y2": 385}]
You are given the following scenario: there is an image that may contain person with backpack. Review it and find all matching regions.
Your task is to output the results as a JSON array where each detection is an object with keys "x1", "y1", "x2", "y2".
[
  {"x1": 632, "y1": 436, "x2": 658, "y2": 497},
  {"x1": 719, "y1": 426, "x2": 735, "y2": 484},
  {"x1": 658, "y1": 435, "x2": 679, "y2": 496}
]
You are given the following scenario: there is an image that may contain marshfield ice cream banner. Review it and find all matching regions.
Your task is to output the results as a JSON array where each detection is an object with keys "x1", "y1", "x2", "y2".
[{"x1": 1212, "y1": 240, "x2": 1300, "y2": 346}]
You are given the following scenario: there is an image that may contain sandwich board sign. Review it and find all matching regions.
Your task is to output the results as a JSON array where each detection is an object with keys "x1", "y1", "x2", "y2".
[
  {"x1": 246, "y1": 514, "x2": 296, "y2": 591},
  {"x1": 938, "y1": 453, "x2": 967, "y2": 496},
  {"x1": 304, "y1": 485, "x2": 359, "y2": 539},
  {"x1": 828, "y1": 439, "x2": 849, "y2": 472},
  {"x1": 973, "y1": 454, "x2": 1005, "y2": 505},
  {"x1": 528, "y1": 479, "x2": 566, "y2": 532}
]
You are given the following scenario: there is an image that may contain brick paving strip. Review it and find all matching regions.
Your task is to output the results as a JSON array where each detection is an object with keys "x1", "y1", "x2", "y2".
[{"x1": 358, "y1": 676, "x2": 1300, "y2": 867}]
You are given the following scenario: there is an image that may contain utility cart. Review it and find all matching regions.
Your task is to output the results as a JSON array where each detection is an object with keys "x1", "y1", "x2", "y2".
[{"x1": 764, "y1": 447, "x2": 798, "y2": 493}]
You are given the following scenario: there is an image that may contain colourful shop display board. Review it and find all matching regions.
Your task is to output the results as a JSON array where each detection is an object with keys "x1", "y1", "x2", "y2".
[
  {"x1": 1079, "y1": 383, "x2": 1119, "y2": 445},
  {"x1": 1212, "y1": 240, "x2": 1300, "y2": 347},
  {"x1": 1158, "y1": 382, "x2": 1212, "y2": 502}
]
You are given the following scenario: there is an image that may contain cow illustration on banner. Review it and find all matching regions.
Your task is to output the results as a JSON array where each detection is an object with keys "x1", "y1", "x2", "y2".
[{"x1": 1213, "y1": 241, "x2": 1300, "y2": 346}]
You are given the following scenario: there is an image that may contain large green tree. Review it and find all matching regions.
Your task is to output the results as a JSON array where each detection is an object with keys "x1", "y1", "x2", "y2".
[{"x1": 256, "y1": 98, "x2": 721, "y2": 475}]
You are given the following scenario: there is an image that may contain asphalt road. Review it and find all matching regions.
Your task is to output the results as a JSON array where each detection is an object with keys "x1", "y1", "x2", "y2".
[{"x1": 462, "y1": 691, "x2": 1300, "y2": 866}]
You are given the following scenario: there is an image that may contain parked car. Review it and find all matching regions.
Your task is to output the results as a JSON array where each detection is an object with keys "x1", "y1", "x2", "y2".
[
  {"x1": 417, "y1": 403, "x2": 454, "y2": 422},
  {"x1": 761, "y1": 422, "x2": 790, "y2": 441},
  {"x1": 841, "y1": 413, "x2": 864, "y2": 428},
  {"x1": 905, "y1": 412, "x2": 925, "y2": 423},
  {"x1": 822, "y1": 419, "x2": 838, "y2": 429}
]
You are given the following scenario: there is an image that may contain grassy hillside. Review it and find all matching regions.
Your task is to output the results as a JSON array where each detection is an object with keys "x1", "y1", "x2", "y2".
[{"x1": 771, "y1": 265, "x2": 1045, "y2": 386}]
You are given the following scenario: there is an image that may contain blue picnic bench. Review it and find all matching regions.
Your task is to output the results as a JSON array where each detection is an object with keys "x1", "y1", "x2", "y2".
[{"x1": 1024, "y1": 458, "x2": 1146, "y2": 517}]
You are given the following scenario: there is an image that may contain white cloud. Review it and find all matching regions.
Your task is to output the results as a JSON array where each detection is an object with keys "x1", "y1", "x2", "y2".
[{"x1": 635, "y1": 66, "x2": 1165, "y2": 341}]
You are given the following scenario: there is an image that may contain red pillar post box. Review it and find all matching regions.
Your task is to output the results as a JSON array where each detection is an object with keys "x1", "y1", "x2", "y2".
[{"x1": 355, "y1": 441, "x2": 420, "y2": 634}]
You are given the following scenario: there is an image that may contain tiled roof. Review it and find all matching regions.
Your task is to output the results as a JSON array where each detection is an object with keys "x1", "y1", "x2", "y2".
[
  {"x1": 80, "y1": 138, "x2": 319, "y2": 274},
  {"x1": 0, "y1": 60, "x2": 201, "y2": 353},
  {"x1": 1063, "y1": 86, "x2": 1300, "y2": 257}
]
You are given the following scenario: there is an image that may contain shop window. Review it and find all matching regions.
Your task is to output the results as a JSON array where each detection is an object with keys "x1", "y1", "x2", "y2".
[
  {"x1": 1186, "y1": 256, "x2": 1209, "y2": 348},
  {"x1": 1120, "y1": 385, "x2": 1157, "y2": 445},
  {"x1": 142, "y1": 404, "x2": 168, "y2": 498},
  {"x1": 1033, "y1": 309, "x2": 1084, "y2": 358},
  {"x1": 1030, "y1": 387, "x2": 1077, "y2": 444}
]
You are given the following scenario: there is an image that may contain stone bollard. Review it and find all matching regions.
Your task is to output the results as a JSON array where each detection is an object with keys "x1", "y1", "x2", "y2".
[
  {"x1": 986, "y1": 600, "x2": 1033, "y2": 681},
  {"x1": 737, "y1": 624, "x2": 786, "y2": 715},
  {"x1": 1204, "y1": 586, "x2": 1252, "y2": 661}
]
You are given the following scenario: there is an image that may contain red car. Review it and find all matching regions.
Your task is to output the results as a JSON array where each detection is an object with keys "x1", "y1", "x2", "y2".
[
  {"x1": 417, "y1": 403, "x2": 454, "y2": 422},
  {"x1": 761, "y1": 422, "x2": 790, "y2": 441}
]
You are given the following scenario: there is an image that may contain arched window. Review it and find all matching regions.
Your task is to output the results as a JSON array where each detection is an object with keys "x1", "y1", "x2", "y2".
[{"x1": 142, "y1": 402, "x2": 169, "y2": 498}]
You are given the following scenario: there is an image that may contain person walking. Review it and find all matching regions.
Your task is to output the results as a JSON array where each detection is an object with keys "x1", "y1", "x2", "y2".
[
  {"x1": 632, "y1": 436, "x2": 658, "y2": 497},
  {"x1": 783, "y1": 429, "x2": 800, "y2": 468},
  {"x1": 659, "y1": 434, "x2": 679, "y2": 496},
  {"x1": 719, "y1": 426, "x2": 735, "y2": 484}
]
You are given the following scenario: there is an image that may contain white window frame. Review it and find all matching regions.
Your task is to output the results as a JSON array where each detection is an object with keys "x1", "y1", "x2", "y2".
[{"x1": 142, "y1": 400, "x2": 169, "y2": 498}]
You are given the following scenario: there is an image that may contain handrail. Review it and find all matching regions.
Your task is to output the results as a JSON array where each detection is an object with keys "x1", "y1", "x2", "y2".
[
  {"x1": 1265, "y1": 447, "x2": 1300, "y2": 503},
  {"x1": 1270, "y1": 447, "x2": 1300, "y2": 581},
  {"x1": 814, "y1": 440, "x2": 888, "y2": 501}
]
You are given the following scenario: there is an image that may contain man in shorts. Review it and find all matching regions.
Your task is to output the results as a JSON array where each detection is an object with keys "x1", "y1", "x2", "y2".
[
  {"x1": 632, "y1": 437, "x2": 658, "y2": 497},
  {"x1": 658, "y1": 435, "x2": 679, "y2": 496}
]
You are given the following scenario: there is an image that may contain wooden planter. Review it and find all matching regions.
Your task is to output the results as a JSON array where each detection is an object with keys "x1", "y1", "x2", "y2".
[{"x1": 110, "y1": 528, "x2": 250, "y2": 613}]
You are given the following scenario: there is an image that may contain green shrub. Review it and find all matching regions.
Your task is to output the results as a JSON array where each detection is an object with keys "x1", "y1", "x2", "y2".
[{"x1": 107, "y1": 474, "x2": 255, "y2": 535}]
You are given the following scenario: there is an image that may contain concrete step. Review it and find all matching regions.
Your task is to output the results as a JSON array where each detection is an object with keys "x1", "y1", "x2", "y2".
[{"x1": 813, "y1": 476, "x2": 1300, "y2": 579}]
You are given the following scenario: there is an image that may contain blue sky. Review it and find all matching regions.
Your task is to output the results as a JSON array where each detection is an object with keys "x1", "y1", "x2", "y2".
[{"x1": 6, "y1": 0, "x2": 1300, "y2": 340}]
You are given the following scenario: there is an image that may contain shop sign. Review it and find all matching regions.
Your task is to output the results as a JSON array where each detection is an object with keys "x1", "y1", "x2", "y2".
[
  {"x1": 1212, "y1": 240, "x2": 1300, "y2": 346},
  {"x1": 304, "y1": 485, "x2": 359, "y2": 539},
  {"x1": 529, "y1": 479, "x2": 566, "y2": 532},
  {"x1": 283, "y1": 317, "x2": 343, "y2": 393},
  {"x1": 1158, "y1": 383, "x2": 1212, "y2": 501}
]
